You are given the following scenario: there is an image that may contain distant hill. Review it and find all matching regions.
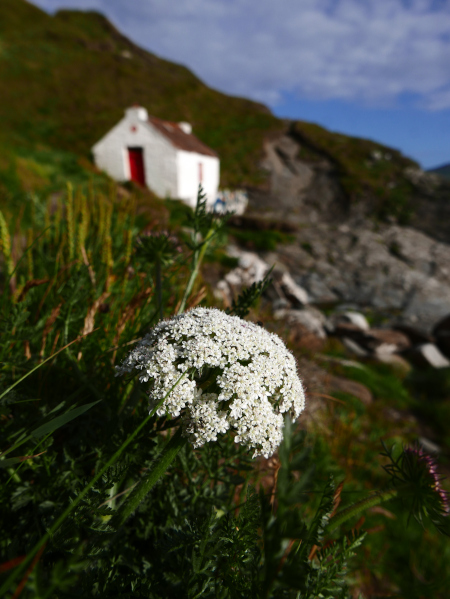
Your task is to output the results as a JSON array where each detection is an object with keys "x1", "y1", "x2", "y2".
[
  {"x1": 0, "y1": 0, "x2": 281, "y2": 194},
  {"x1": 1, "y1": 0, "x2": 445, "y2": 228},
  {"x1": 428, "y1": 163, "x2": 450, "y2": 180}
]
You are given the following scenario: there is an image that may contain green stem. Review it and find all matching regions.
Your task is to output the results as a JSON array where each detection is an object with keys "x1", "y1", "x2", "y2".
[
  {"x1": 113, "y1": 427, "x2": 187, "y2": 527},
  {"x1": 155, "y1": 256, "x2": 163, "y2": 320},
  {"x1": 0, "y1": 370, "x2": 189, "y2": 598},
  {"x1": 178, "y1": 228, "x2": 214, "y2": 315},
  {"x1": 325, "y1": 488, "x2": 399, "y2": 534}
]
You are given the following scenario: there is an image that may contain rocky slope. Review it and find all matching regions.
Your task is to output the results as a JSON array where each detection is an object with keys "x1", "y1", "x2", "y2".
[
  {"x1": 214, "y1": 122, "x2": 450, "y2": 374},
  {"x1": 214, "y1": 217, "x2": 450, "y2": 371},
  {"x1": 247, "y1": 125, "x2": 450, "y2": 243}
]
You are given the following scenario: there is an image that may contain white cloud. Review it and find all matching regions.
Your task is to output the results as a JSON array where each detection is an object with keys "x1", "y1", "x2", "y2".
[{"x1": 31, "y1": 0, "x2": 450, "y2": 110}]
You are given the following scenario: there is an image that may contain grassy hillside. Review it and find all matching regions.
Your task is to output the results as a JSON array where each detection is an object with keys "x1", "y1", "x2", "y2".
[
  {"x1": 0, "y1": 0, "x2": 432, "y2": 224},
  {"x1": 0, "y1": 0, "x2": 280, "y2": 193}
]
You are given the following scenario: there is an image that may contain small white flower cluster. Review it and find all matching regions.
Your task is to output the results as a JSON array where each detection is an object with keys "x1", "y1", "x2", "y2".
[{"x1": 116, "y1": 308, "x2": 305, "y2": 457}]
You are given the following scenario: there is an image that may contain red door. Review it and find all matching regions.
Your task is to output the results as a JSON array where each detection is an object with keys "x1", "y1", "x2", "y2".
[{"x1": 128, "y1": 147, "x2": 146, "y2": 186}]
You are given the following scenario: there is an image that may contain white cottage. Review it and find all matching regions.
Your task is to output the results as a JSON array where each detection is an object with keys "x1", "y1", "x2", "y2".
[{"x1": 92, "y1": 106, "x2": 220, "y2": 207}]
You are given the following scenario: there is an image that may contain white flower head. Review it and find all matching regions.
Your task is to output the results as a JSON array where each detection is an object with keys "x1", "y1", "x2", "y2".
[{"x1": 116, "y1": 308, "x2": 305, "y2": 458}]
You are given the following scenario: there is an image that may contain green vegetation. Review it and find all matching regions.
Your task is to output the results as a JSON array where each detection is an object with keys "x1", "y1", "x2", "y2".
[
  {"x1": 285, "y1": 349, "x2": 450, "y2": 596},
  {"x1": 0, "y1": 184, "x2": 449, "y2": 597},
  {"x1": 229, "y1": 226, "x2": 296, "y2": 251},
  {"x1": 291, "y1": 121, "x2": 419, "y2": 222}
]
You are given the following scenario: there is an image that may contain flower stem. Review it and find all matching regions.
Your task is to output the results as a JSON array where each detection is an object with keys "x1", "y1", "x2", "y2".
[
  {"x1": 178, "y1": 228, "x2": 214, "y2": 315},
  {"x1": 155, "y1": 256, "x2": 163, "y2": 320},
  {"x1": 113, "y1": 427, "x2": 187, "y2": 527},
  {"x1": 325, "y1": 488, "x2": 399, "y2": 534}
]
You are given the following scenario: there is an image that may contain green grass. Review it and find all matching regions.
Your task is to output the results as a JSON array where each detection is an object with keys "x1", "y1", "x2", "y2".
[
  {"x1": 0, "y1": 142, "x2": 107, "y2": 207},
  {"x1": 273, "y1": 328, "x2": 450, "y2": 597},
  {"x1": 313, "y1": 378, "x2": 450, "y2": 597},
  {"x1": 229, "y1": 227, "x2": 296, "y2": 251}
]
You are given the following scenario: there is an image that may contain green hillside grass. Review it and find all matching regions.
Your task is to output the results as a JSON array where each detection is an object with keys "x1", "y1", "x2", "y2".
[
  {"x1": 0, "y1": 0, "x2": 428, "y2": 223},
  {"x1": 0, "y1": 0, "x2": 280, "y2": 192}
]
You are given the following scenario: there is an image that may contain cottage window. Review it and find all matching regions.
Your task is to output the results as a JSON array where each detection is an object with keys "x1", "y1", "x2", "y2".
[{"x1": 198, "y1": 162, "x2": 203, "y2": 183}]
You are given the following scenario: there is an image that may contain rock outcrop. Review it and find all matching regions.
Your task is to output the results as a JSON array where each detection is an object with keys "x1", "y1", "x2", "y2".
[
  {"x1": 269, "y1": 222, "x2": 450, "y2": 334},
  {"x1": 215, "y1": 221, "x2": 450, "y2": 369},
  {"x1": 248, "y1": 126, "x2": 450, "y2": 243}
]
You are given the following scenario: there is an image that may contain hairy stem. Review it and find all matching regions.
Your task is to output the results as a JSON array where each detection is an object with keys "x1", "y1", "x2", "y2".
[
  {"x1": 113, "y1": 427, "x2": 187, "y2": 527},
  {"x1": 178, "y1": 228, "x2": 214, "y2": 315},
  {"x1": 155, "y1": 256, "x2": 163, "y2": 320},
  {"x1": 325, "y1": 488, "x2": 399, "y2": 534}
]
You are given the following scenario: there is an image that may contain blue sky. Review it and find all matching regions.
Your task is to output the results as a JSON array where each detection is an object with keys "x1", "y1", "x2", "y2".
[{"x1": 30, "y1": 0, "x2": 450, "y2": 168}]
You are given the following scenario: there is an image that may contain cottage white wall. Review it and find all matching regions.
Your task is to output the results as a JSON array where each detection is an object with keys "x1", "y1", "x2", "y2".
[
  {"x1": 176, "y1": 151, "x2": 220, "y2": 208},
  {"x1": 142, "y1": 130, "x2": 178, "y2": 199},
  {"x1": 92, "y1": 120, "x2": 131, "y2": 181},
  {"x1": 92, "y1": 108, "x2": 178, "y2": 197}
]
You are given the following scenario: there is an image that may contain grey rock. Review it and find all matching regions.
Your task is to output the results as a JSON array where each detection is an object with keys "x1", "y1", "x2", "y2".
[
  {"x1": 272, "y1": 298, "x2": 291, "y2": 311},
  {"x1": 418, "y1": 437, "x2": 441, "y2": 454},
  {"x1": 274, "y1": 307, "x2": 327, "y2": 339},
  {"x1": 280, "y1": 272, "x2": 309, "y2": 306},
  {"x1": 402, "y1": 276, "x2": 450, "y2": 332},
  {"x1": 330, "y1": 311, "x2": 370, "y2": 332},
  {"x1": 382, "y1": 225, "x2": 435, "y2": 275},
  {"x1": 214, "y1": 248, "x2": 270, "y2": 306},
  {"x1": 298, "y1": 272, "x2": 339, "y2": 303},
  {"x1": 268, "y1": 221, "x2": 450, "y2": 333},
  {"x1": 406, "y1": 343, "x2": 450, "y2": 369},
  {"x1": 340, "y1": 337, "x2": 370, "y2": 357}
]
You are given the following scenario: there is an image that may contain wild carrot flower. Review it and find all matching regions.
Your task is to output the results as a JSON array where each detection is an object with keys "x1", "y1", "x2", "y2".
[{"x1": 116, "y1": 307, "x2": 305, "y2": 457}]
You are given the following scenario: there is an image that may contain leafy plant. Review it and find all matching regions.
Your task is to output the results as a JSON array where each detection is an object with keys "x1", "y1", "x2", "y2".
[{"x1": 1, "y1": 182, "x2": 449, "y2": 598}]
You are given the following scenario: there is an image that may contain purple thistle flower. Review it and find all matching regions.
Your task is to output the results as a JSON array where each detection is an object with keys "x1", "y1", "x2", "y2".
[
  {"x1": 403, "y1": 445, "x2": 450, "y2": 516},
  {"x1": 382, "y1": 441, "x2": 450, "y2": 536}
]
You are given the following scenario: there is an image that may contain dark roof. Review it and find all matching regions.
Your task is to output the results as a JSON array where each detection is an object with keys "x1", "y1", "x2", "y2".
[{"x1": 148, "y1": 116, "x2": 218, "y2": 158}]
